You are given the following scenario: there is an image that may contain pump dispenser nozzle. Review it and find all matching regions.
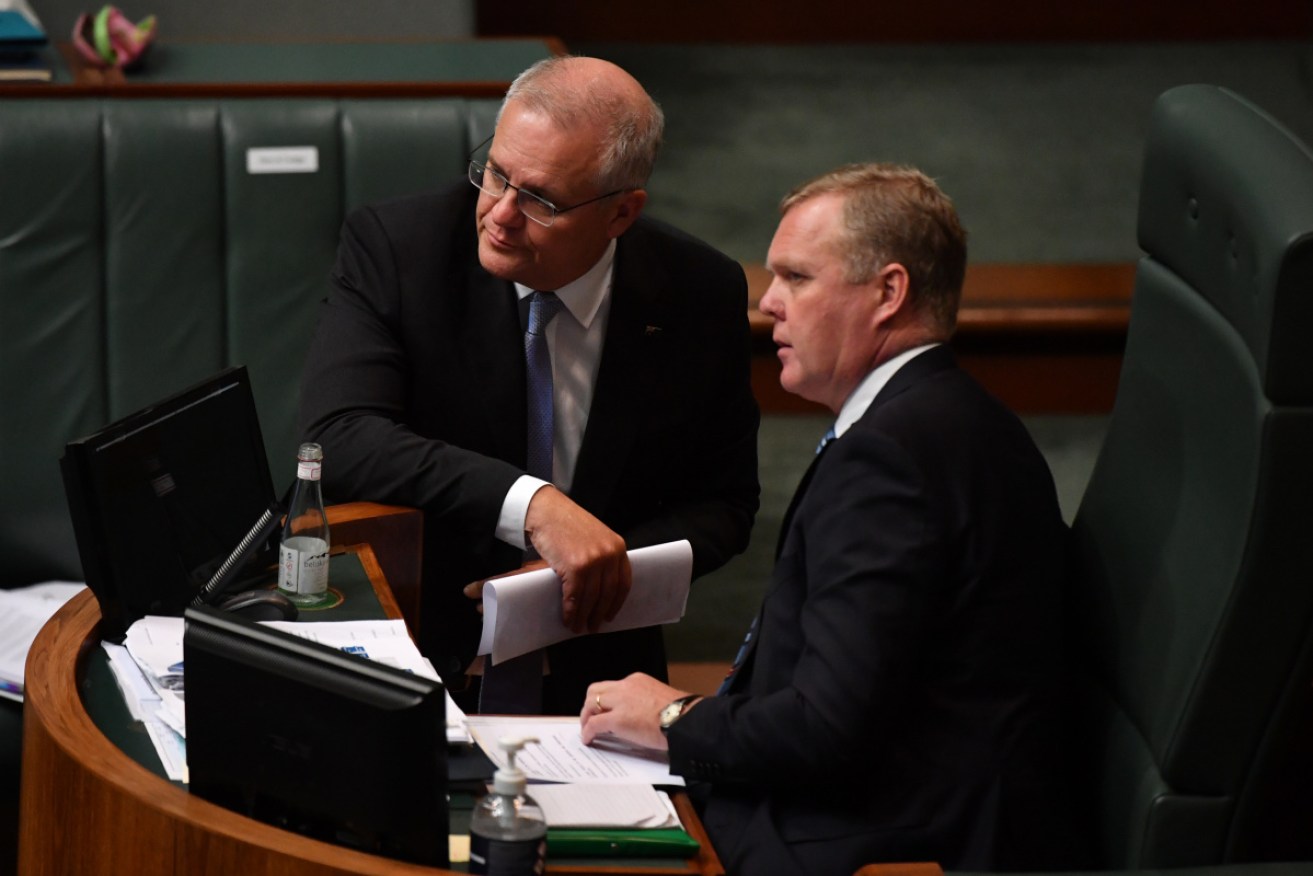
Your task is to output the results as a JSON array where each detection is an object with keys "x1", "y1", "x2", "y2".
[
  {"x1": 469, "y1": 736, "x2": 548, "y2": 873},
  {"x1": 493, "y1": 735, "x2": 539, "y2": 796}
]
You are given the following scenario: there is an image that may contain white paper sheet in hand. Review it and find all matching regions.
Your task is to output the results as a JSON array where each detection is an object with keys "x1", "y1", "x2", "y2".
[{"x1": 477, "y1": 540, "x2": 693, "y2": 664}]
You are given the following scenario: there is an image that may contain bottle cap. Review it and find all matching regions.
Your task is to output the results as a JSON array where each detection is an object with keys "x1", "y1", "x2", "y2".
[
  {"x1": 493, "y1": 735, "x2": 539, "y2": 796},
  {"x1": 297, "y1": 442, "x2": 323, "y2": 461}
]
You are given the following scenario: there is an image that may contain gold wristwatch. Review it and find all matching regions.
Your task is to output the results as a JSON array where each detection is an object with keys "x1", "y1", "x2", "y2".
[{"x1": 659, "y1": 694, "x2": 702, "y2": 735}]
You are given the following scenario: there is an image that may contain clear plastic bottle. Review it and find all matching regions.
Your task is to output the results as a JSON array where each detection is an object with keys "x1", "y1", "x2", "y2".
[
  {"x1": 468, "y1": 736, "x2": 547, "y2": 875},
  {"x1": 277, "y1": 442, "x2": 330, "y2": 605}
]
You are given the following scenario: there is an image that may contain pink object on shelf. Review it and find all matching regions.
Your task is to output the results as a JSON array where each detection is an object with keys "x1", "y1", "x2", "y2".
[{"x1": 71, "y1": 6, "x2": 156, "y2": 70}]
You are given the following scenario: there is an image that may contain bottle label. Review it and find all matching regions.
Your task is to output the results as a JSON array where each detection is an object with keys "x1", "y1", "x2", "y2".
[
  {"x1": 278, "y1": 536, "x2": 329, "y2": 596},
  {"x1": 296, "y1": 460, "x2": 321, "y2": 481},
  {"x1": 468, "y1": 835, "x2": 546, "y2": 875}
]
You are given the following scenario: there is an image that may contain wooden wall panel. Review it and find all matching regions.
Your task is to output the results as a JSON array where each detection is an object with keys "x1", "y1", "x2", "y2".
[{"x1": 480, "y1": 1, "x2": 1312, "y2": 43}]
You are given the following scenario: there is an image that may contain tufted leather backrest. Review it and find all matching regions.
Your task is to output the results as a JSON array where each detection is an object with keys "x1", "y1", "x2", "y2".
[
  {"x1": 0, "y1": 97, "x2": 499, "y2": 587},
  {"x1": 1069, "y1": 84, "x2": 1313, "y2": 867}
]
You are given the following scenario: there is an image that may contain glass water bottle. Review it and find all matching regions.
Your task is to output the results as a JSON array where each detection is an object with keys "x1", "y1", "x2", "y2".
[{"x1": 277, "y1": 442, "x2": 330, "y2": 605}]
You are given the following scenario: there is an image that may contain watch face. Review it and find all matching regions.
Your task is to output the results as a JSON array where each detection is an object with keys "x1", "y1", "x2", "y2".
[{"x1": 660, "y1": 695, "x2": 696, "y2": 732}]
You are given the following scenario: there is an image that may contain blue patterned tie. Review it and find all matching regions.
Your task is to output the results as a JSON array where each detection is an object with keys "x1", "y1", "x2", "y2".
[
  {"x1": 481, "y1": 291, "x2": 563, "y2": 715},
  {"x1": 717, "y1": 425, "x2": 837, "y2": 696},
  {"x1": 524, "y1": 291, "x2": 564, "y2": 482}
]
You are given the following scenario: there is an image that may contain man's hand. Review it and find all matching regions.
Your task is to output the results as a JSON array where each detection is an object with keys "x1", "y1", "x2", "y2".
[
  {"x1": 525, "y1": 485, "x2": 632, "y2": 633},
  {"x1": 462, "y1": 558, "x2": 549, "y2": 613},
  {"x1": 580, "y1": 673, "x2": 693, "y2": 752}
]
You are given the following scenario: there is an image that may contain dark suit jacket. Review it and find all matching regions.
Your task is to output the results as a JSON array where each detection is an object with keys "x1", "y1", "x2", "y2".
[
  {"x1": 668, "y1": 346, "x2": 1077, "y2": 874},
  {"x1": 299, "y1": 182, "x2": 760, "y2": 713}
]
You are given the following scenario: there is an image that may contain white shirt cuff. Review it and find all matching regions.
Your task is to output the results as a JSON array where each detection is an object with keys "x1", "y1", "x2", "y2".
[{"x1": 496, "y1": 475, "x2": 551, "y2": 550}]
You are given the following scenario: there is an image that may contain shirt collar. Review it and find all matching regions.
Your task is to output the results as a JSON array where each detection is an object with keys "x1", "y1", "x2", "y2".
[
  {"x1": 514, "y1": 239, "x2": 616, "y2": 330},
  {"x1": 834, "y1": 343, "x2": 940, "y2": 439}
]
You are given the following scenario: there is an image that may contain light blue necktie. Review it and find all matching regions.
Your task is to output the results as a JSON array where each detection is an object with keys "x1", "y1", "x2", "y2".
[
  {"x1": 481, "y1": 291, "x2": 563, "y2": 715},
  {"x1": 717, "y1": 424, "x2": 838, "y2": 696}
]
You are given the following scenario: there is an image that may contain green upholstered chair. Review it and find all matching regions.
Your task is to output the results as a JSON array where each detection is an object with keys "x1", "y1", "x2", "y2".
[
  {"x1": 1064, "y1": 82, "x2": 1313, "y2": 869},
  {"x1": 857, "y1": 81, "x2": 1313, "y2": 876}
]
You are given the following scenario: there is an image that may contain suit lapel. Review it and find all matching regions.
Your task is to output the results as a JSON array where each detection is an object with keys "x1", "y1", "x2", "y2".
[
  {"x1": 774, "y1": 442, "x2": 832, "y2": 562},
  {"x1": 462, "y1": 262, "x2": 526, "y2": 467},
  {"x1": 569, "y1": 233, "x2": 666, "y2": 513},
  {"x1": 772, "y1": 345, "x2": 957, "y2": 562}
]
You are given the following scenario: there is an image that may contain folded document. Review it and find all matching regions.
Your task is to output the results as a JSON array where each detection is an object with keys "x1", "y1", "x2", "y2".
[{"x1": 478, "y1": 539, "x2": 693, "y2": 664}]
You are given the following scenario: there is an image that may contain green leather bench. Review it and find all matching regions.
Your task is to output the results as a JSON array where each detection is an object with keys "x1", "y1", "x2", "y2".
[
  {"x1": 0, "y1": 96, "x2": 498, "y2": 590},
  {"x1": 0, "y1": 96, "x2": 500, "y2": 864}
]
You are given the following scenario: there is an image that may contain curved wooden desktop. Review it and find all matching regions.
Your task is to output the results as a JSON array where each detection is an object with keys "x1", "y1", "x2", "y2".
[{"x1": 18, "y1": 509, "x2": 723, "y2": 875}]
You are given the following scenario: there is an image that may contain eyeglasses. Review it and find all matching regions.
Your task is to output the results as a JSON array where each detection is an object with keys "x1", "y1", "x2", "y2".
[{"x1": 466, "y1": 138, "x2": 625, "y2": 227}]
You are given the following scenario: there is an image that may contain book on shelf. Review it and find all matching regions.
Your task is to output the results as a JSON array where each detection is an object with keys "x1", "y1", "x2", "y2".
[
  {"x1": 0, "y1": 0, "x2": 49, "y2": 80},
  {"x1": 0, "y1": 0, "x2": 47, "y2": 48},
  {"x1": 0, "y1": 47, "x2": 52, "y2": 81}
]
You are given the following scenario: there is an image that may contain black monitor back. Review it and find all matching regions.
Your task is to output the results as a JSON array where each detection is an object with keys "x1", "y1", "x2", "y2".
[
  {"x1": 60, "y1": 366, "x2": 277, "y2": 641},
  {"x1": 183, "y1": 605, "x2": 450, "y2": 868}
]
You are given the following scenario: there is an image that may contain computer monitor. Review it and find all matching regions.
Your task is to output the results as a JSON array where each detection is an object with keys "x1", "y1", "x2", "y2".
[
  {"x1": 183, "y1": 605, "x2": 450, "y2": 868},
  {"x1": 60, "y1": 366, "x2": 278, "y2": 642}
]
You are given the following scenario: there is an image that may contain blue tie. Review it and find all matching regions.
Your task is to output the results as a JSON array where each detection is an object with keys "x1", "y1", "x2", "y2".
[
  {"x1": 524, "y1": 291, "x2": 564, "y2": 482},
  {"x1": 815, "y1": 426, "x2": 836, "y2": 455},
  {"x1": 481, "y1": 291, "x2": 563, "y2": 715},
  {"x1": 717, "y1": 425, "x2": 837, "y2": 696}
]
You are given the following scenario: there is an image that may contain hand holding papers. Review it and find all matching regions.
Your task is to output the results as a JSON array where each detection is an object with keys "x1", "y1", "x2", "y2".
[{"x1": 477, "y1": 540, "x2": 693, "y2": 665}]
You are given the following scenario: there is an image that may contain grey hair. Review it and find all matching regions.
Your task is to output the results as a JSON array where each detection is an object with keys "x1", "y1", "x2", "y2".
[{"x1": 499, "y1": 55, "x2": 665, "y2": 191}]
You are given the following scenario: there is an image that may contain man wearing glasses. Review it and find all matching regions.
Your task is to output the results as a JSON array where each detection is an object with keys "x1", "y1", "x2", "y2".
[{"x1": 299, "y1": 56, "x2": 760, "y2": 716}]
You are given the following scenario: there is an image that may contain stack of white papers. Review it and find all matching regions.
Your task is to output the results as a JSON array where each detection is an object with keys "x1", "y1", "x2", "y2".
[
  {"x1": 466, "y1": 716, "x2": 686, "y2": 831},
  {"x1": 102, "y1": 617, "x2": 471, "y2": 781},
  {"x1": 530, "y1": 783, "x2": 680, "y2": 829},
  {"x1": 0, "y1": 581, "x2": 86, "y2": 701},
  {"x1": 466, "y1": 715, "x2": 683, "y2": 787},
  {"x1": 478, "y1": 540, "x2": 693, "y2": 665}
]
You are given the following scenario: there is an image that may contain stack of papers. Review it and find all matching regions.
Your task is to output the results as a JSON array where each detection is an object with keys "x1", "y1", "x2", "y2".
[
  {"x1": 464, "y1": 716, "x2": 697, "y2": 855},
  {"x1": 478, "y1": 540, "x2": 693, "y2": 664},
  {"x1": 466, "y1": 715, "x2": 683, "y2": 787},
  {"x1": 0, "y1": 581, "x2": 86, "y2": 701},
  {"x1": 531, "y1": 783, "x2": 679, "y2": 829},
  {"x1": 102, "y1": 617, "x2": 471, "y2": 782}
]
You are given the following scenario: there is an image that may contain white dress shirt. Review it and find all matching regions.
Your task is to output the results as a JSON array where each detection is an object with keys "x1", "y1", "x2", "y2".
[
  {"x1": 495, "y1": 240, "x2": 616, "y2": 549},
  {"x1": 833, "y1": 343, "x2": 940, "y2": 439}
]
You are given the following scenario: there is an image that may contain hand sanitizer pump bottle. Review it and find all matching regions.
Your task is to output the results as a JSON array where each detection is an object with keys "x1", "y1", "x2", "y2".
[
  {"x1": 277, "y1": 442, "x2": 330, "y2": 605},
  {"x1": 469, "y1": 736, "x2": 547, "y2": 875}
]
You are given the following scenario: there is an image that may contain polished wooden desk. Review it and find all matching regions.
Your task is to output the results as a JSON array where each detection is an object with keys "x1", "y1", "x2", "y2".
[{"x1": 18, "y1": 535, "x2": 722, "y2": 875}]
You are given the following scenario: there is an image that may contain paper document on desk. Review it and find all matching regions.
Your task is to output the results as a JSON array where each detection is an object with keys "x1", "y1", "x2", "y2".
[
  {"x1": 0, "y1": 581, "x2": 86, "y2": 701},
  {"x1": 531, "y1": 783, "x2": 680, "y2": 828},
  {"x1": 263, "y1": 618, "x2": 471, "y2": 743},
  {"x1": 119, "y1": 616, "x2": 471, "y2": 744},
  {"x1": 466, "y1": 715, "x2": 684, "y2": 787},
  {"x1": 477, "y1": 540, "x2": 693, "y2": 665}
]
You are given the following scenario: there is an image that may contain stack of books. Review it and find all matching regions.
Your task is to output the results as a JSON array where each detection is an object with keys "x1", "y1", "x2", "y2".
[{"x1": 0, "y1": 0, "x2": 51, "y2": 82}]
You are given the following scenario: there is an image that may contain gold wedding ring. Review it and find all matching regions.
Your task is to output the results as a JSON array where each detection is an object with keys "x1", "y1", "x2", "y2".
[{"x1": 596, "y1": 693, "x2": 605, "y2": 712}]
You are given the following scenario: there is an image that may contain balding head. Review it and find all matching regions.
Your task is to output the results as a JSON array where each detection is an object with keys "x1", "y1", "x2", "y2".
[{"x1": 500, "y1": 55, "x2": 665, "y2": 191}]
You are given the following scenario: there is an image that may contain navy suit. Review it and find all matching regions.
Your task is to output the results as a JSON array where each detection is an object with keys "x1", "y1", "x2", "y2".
[
  {"x1": 668, "y1": 346, "x2": 1077, "y2": 873},
  {"x1": 299, "y1": 182, "x2": 760, "y2": 714}
]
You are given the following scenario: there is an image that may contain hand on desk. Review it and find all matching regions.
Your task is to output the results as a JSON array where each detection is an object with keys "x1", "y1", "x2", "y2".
[
  {"x1": 525, "y1": 485, "x2": 633, "y2": 634},
  {"x1": 581, "y1": 673, "x2": 693, "y2": 753}
]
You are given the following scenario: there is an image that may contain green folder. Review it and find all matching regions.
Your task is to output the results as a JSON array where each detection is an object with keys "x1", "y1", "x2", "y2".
[{"x1": 546, "y1": 827, "x2": 700, "y2": 857}]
